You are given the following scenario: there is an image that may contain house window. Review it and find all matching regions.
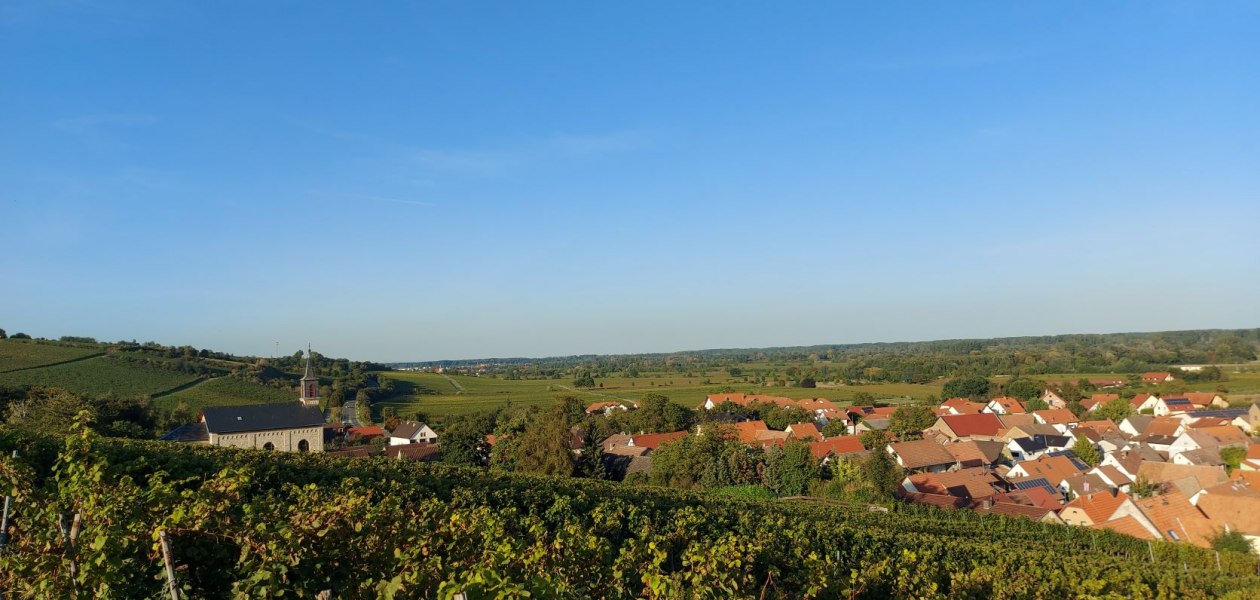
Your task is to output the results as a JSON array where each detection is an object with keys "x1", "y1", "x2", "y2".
[
  {"x1": 1167, "y1": 530, "x2": 1179, "y2": 541},
  {"x1": 298, "y1": 439, "x2": 310, "y2": 453}
]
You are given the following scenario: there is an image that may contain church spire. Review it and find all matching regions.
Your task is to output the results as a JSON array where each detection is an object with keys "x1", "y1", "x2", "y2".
[
  {"x1": 300, "y1": 345, "x2": 319, "y2": 406},
  {"x1": 303, "y1": 344, "x2": 315, "y2": 379}
]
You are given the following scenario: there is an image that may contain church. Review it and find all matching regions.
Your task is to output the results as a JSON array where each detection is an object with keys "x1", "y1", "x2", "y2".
[{"x1": 161, "y1": 348, "x2": 327, "y2": 453}]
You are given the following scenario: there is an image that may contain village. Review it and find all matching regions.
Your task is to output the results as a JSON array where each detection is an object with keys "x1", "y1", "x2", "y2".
[
  {"x1": 161, "y1": 352, "x2": 1260, "y2": 557},
  {"x1": 577, "y1": 376, "x2": 1260, "y2": 553}
]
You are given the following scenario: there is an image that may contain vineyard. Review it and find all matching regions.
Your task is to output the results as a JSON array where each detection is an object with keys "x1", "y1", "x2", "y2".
[
  {"x1": 0, "y1": 339, "x2": 102, "y2": 373},
  {"x1": 0, "y1": 355, "x2": 200, "y2": 399},
  {"x1": 2, "y1": 424, "x2": 1257, "y2": 599},
  {"x1": 155, "y1": 376, "x2": 296, "y2": 413}
]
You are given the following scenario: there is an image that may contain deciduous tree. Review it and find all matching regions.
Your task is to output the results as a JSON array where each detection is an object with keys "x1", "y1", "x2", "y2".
[
  {"x1": 942, "y1": 376, "x2": 991, "y2": 400},
  {"x1": 888, "y1": 405, "x2": 936, "y2": 440},
  {"x1": 1071, "y1": 436, "x2": 1101, "y2": 467}
]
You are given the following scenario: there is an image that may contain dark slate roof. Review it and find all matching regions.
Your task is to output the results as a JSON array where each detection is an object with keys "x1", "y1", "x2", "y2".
[
  {"x1": 389, "y1": 421, "x2": 428, "y2": 439},
  {"x1": 160, "y1": 422, "x2": 209, "y2": 443},
  {"x1": 202, "y1": 403, "x2": 326, "y2": 434},
  {"x1": 1043, "y1": 435, "x2": 1073, "y2": 448},
  {"x1": 1192, "y1": 408, "x2": 1246, "y2": 419},
  {"x1": 1011, "y1": 477, "x2": 1056, "y2": 492},
  {"x1": 1013, "y1": 437, "x2": 1047, "y2": 452},
  {"x1": 385, "y1": 444, "x2": 442, "y2": 462}
]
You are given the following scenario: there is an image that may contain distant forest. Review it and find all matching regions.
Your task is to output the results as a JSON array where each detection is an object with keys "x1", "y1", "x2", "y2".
[{"x1": 391, "y1": 329, "x2": 1260, "y2": 384}]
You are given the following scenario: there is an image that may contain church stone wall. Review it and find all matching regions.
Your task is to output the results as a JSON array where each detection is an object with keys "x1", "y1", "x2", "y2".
[{"x1": 209, "y1": 426, "x2": 324, "y2": 453}]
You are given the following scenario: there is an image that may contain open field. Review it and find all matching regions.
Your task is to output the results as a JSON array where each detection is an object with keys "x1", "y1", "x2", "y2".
[
  {"x1": 0, "y1": 339, "x2": 103, "y2": 372},
  {"x1": 375, "y1": 370, "x2": 944, "y2": 421},
  {"x1": 155, "y1": 376, "x2": 295, "y2": 413},
  {"x1": 0, "y1": 355, "x2": 199, "y2": 399}
]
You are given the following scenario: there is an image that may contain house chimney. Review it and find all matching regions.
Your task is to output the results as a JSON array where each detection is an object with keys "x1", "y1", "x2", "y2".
[{"x1": 982, "y1": 498, "x2": 993, "y2": 510}]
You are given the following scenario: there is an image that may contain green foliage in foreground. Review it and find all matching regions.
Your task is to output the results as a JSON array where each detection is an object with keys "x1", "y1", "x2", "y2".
[{"x1": 1, "y1": 426, "x2": 1258, "y2": 599}]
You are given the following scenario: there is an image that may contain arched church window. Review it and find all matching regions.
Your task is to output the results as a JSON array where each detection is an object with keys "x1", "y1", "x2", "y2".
[
  {"x1": 298, "y1": 439, "x2": 310, "y2": 453},
  {"x1": 263, "y1": 442, "x2": 275, "y2": 451}
]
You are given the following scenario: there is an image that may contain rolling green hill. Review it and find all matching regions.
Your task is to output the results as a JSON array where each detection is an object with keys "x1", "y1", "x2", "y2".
[
  {"x1": 0, "y1": 355, "x2": 200, "y2": 398},
  {"x1": 0, "y1": 340, "x2": 304, "y2": 421},
  {"x1": 0, "y1": 339, "x2": 103, "y2": 372},
  {"x1": 156, "y1": 376, "x2": 295, "y2": 413}
]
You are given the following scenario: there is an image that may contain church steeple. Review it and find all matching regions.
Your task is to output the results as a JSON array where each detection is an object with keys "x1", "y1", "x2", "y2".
[{"x1": 300, "y1": 345, "x2": 319, "y2": 406}]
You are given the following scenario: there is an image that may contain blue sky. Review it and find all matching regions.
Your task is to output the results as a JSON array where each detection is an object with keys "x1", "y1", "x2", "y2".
[{"x1": 2, "y1": 2, "x2": 1257, "y2": 362}]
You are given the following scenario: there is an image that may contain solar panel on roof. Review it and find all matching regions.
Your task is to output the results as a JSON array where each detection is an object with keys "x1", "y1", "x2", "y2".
[{"x1": 1013, "y1": 477, "x2": 1053, "y2": 490}]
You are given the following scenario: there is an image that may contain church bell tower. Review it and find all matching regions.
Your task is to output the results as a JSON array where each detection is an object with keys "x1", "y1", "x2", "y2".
[{"x1": 300, "y1": 345, "x2": 320, "y2": 407}]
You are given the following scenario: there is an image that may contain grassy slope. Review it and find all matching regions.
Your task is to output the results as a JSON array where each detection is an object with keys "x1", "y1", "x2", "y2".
[
  {"x1": 0, "y1": 355, "x2": 198, "y2": 398},
  {"x1": 156, "y1": 376, "x2": 295, "y2": 412},
  {"x1": 0, "y1": 339, "x2": 102, "y2": 372}
]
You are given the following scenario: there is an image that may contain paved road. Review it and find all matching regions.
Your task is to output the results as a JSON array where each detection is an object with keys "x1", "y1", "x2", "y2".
[{"x1": 341, "y1": 400, "x2": 362, "y2": 426}]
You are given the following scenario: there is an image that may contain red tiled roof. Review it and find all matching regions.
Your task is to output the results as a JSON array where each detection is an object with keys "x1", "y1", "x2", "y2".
[
  {"x1": 907, "y1": 468, "x2": 1000, "y2": 500},
  {"x1": 786, "y1": 422, "x2": 823, "y2": 441},
  {"x1": 325, "y1": 446, "x2": 376, "y2": 458},
  {"x1": 1183, "y1": 393, "x2": 1219, "y2": 407},
  {"x1": 1132, "y1": 491, "x2": 1214, "y2": 546},
  {"x1": 1011, "y1": 455, "x2": 1084, "y2": 487},
  {"x1": 943, "y1": 440, "x2": 1004, "y2": 466},
  {"x1": 889, "y1": 439, "x2": 957, "y2": 469},
  {"x1": 808, "y1": 436, "x2": 865, "y2": 460},
  {"x1": 385, "y1": 444, "x2": 441, "y2": 461},
  {"x1": 348, "y1": 426, "x2": 386, "y2": 437},
  {"x1": 940, "y1": 398, "x2": 986, "y2": 414},
  {"x1": 989, "y1": 397, "x2": 1026, "y2": 413},
  {"x1": 1034, "y1": 409, "x2": 1079, "y2": 426},
  {"x1": 1076, "y1": 420, "x2": 1120, "y2": 435},
  {"x1": 1188, "y1": 425, "x2": 1249, "y2": 447},
  {"x1": 734, "y1": 420, "x2": 771, "y2": 444},
  {"x1": 1064, "y1": 490, "x2": 1131, "y2": 524},
  {"x1": 798, "y1": 398, "x2": 838, "y2": 411},
  {"x1": 940, "y1": 413, "x2": 1004, "y2": 437},
  {"x1": 982, "y1": 501, "x2": 1058, "y2": 521},
  {"x1": 1093, "y1": 516, "x2": 1157, "y2": 540},
  {"x1": 586, "y1": 401, "x2": 622, "y2": 413},
  {"x1": 629, "y1": 431, "x2": 688, "y2": 450}
]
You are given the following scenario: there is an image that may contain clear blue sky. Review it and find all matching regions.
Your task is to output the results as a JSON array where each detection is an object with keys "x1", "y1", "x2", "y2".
[{"x1": 2, "y1": 2, "x2": 1257, "y2": 362}]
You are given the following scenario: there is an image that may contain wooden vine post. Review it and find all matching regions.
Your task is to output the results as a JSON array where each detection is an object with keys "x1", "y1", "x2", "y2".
[
  {"x1": 0, "y1": 451, "x2": 15, "y2": 554},
  {"x1": 59, "y1": 512, "x2": 83, "y2": 593},
  {"x1": 159, "y1": 529, "x2": 180, "y2": 600}
]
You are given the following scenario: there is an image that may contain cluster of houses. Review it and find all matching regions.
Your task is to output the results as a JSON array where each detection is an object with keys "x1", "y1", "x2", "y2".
[
  {"x1": 323, "y1": 420, "x2": 443, "y2": 460},
  {"x1": 894, "y1": 393, "x2": 1259, "y2": 552},
  {"x1": 587, "y1": 390, "x2": 1260, "y2": 553},
  {"x1": 595, "y1": 393, "x2": 872, "y2": 479}
]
